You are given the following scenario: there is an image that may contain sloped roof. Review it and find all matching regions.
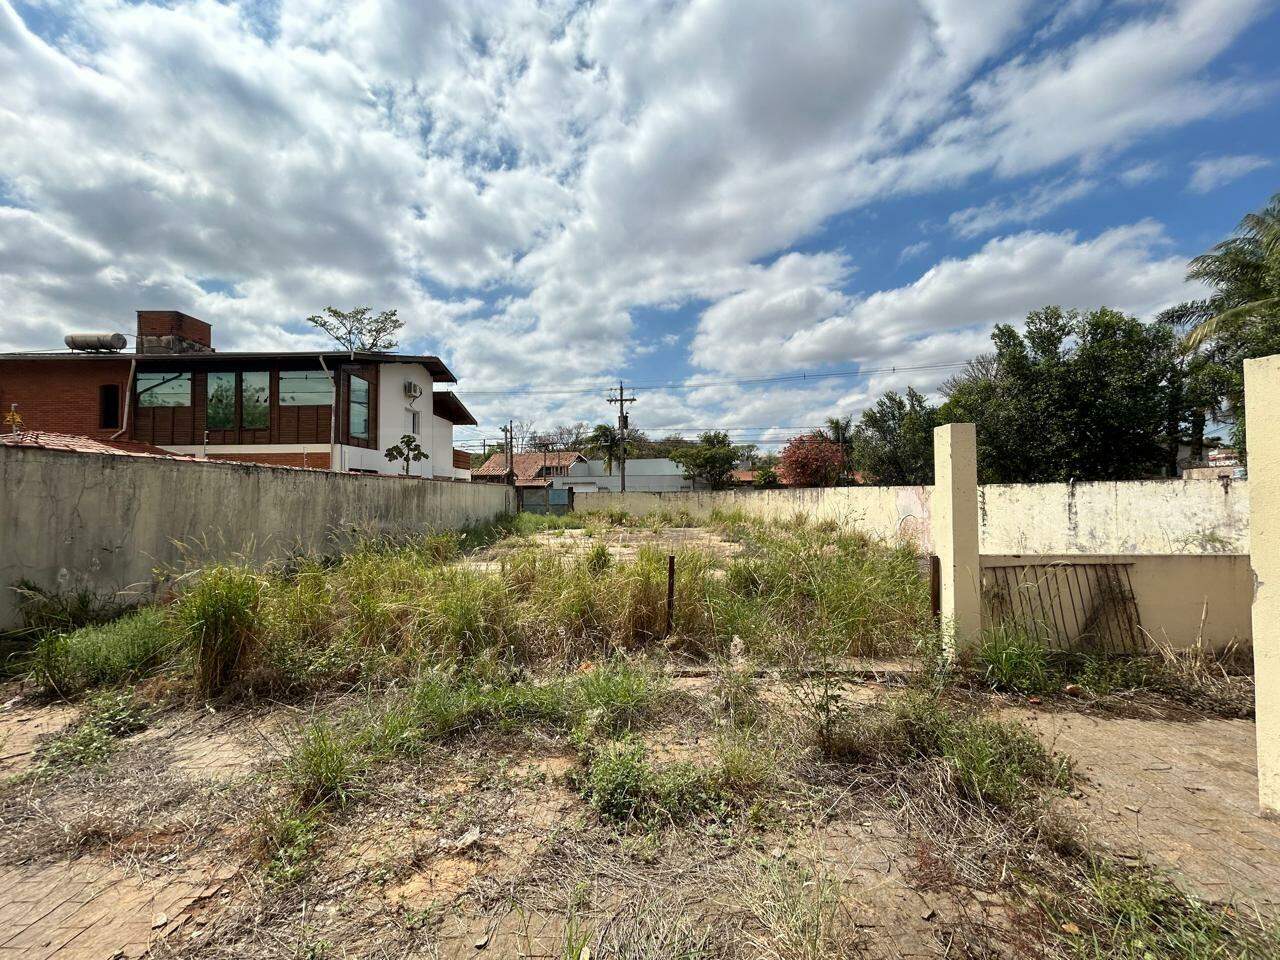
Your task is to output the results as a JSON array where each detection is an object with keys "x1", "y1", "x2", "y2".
[
  {"x1": 473, "y1": 450, "x2": 585, "y2": 479},
  {"x1": 0, "y1": 431, "x2": 199, "y2": 459},
  {"x1": 431, "y1": 390, "x2": 478, "y2": 426}
]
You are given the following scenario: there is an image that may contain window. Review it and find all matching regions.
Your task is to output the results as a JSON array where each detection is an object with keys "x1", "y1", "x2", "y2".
[
  {"x1": 206, "y1": 372, "x2": 236, "y2": 430},
  {"x1": 280, "y1": 370, "x2": 333, "y2": 405},
  {"x1": 404, "y1": 408, "x2": 420, "y2": 434},
  {"x1": 349, "y1": 375, "x2": 370, "y2": 440},
  {"x1": 137, "y1": 372, "x2": 191, "y2": 407},
  {"x1": 241, "y1": 372, "x2": 269, "y2": 429},
  {"x1": 98, "y1": 384, "x2": 120, "y2": 429}
]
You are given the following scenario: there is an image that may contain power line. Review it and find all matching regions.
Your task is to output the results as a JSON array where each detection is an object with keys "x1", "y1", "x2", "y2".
[{"x1": 457, "y1": 359, "x2": 969, "y2": 397}]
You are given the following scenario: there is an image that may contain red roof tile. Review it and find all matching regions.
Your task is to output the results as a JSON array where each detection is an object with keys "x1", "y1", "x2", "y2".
[
  {"x1": 0, "y1": 431, "x2": 199, "y2": 460},
  {"x1": 473, "y1": 451, "x2": 584, "y2": 479}
]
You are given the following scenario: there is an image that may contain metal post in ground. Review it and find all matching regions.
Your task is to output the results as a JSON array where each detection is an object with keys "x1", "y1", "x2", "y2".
[{"x1": 665, "y1": 554, "x2": 676, "y2": 638}]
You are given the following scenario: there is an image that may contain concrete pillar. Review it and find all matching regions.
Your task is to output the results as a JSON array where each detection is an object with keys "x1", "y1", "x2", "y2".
[
  {"x1": 932, "y1": 423, "x2": 982, "y2": 658},
  {"x1": 1245, "y1": 355, "x2": 1280, "y2": 815}
]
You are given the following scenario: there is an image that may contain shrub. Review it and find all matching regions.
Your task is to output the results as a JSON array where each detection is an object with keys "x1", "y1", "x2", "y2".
[
  {"x1": 31, "y1": 607, "x2": 178, "y2": 695},
  {"x1": 174, "y1": 565, "x2": 264, "y2": 696}
]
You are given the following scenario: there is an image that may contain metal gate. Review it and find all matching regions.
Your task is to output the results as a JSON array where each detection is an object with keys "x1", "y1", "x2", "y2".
[
  {"x1": 981, "y1": 561, "x2": 1146, "y2": 654},
  {"x1": 518, "y1": 485, "x2": 573, "y2": 515}
]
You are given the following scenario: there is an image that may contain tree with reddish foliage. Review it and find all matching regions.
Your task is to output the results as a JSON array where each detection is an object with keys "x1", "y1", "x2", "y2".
[{"x1": 778, "y1": 433, "x2": 845, "y2": 487}]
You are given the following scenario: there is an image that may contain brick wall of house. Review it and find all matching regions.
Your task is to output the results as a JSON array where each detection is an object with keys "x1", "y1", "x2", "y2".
[
  {"x1": 0, "y1": 359, "x2": 132, "y2": 439},
  {"x1": 205, "y1": 451, "x2": 331, "y2": 470}
]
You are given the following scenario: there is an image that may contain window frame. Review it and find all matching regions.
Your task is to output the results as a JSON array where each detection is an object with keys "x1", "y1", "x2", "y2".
[
  {"x1": 206, "y1": 371, "x2": 237, "y2": 431},
  {"x1": 240, "y1": 371, "x2": 270, "y2": 430},
  {"x1": 349, "y1": 374, "x2": 371, "y2": 441},
  {"x1": 279, "y1": 370, "x2": 333, "y2": 406},
  {"x1": 136, "y1": 371, "x2": 192, "y2": 408}
]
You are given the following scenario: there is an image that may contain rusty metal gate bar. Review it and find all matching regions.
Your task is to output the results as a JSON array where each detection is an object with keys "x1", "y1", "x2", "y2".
[{"x1": 981, "y1": 561, "x2": 1145, "y2": 654}]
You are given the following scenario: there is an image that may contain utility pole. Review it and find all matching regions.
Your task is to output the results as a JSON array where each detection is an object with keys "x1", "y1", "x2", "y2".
[
  {"x1": 607, "y1": 380, "x2": 637, "y2": 492},
  {"x1": 501, "y1": 421, "x2": 515, "y2": 487}
]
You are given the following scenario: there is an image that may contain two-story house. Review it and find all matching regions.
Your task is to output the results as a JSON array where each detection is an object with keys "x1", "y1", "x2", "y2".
[{"x1": 0, "y1": 311, "x2": 477, "y2": 479}]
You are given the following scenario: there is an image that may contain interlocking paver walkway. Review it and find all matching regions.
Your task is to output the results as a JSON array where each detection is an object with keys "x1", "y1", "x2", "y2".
[
  {"x1": 0, "y1": 859, "x2": 228, "y2": 959},
  {"x1": 1012, "y1": 709, "x2": 1280, "y2": 910}
]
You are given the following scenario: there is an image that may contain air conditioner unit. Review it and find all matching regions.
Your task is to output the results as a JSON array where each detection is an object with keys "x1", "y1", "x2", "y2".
[{"x1": 404, "y1": 381, "x2": 423, "y2": 400}]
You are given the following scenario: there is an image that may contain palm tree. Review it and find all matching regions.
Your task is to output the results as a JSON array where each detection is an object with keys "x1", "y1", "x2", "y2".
[
  {"x1": 584, "y1": 423, "x2": 626, "y2": 475},
  {"x1": 1185, "y1": 191, "x2": 1280, "y2": 349},
  {"x1": 821, "y1": 415, "x2": 853, "y2": 479}
]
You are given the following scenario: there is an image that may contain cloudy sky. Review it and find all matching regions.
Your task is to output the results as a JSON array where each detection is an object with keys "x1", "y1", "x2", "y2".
[{"x1": 2, "y1": 0, "x2": 1278, "y2": 449}]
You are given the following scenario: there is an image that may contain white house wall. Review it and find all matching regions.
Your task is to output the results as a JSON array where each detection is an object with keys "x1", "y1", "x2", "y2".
[{"x1": 369, "y1": 362, "x2": 435, "y2": 477}]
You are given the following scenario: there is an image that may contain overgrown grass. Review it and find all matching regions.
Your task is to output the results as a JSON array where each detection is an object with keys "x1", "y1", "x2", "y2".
[
  {"x1": 39, "y1": 690, "x2": 151, "y2": 769},
  {"x1": 580, "y1": 727, "x2": 776, "y2": 826},
  {"x1": 825, "y1": 692, "x2": 1070, "y2": 808},
  {"x1": 1044, "y1": 860, "x2": 1280, "y2": 959},
  {"x1": 741, "y1": 860, "x2": 857, "y2": 960},
  {"x1": 30, "y1": 606, "x2": 179, "y2": 695},
  {"x1": 38, "y1": 514, "x2": 931, "y2": 700},
  {"x1": 974, "y1": 625, "x2": 1254, "y2": 716}
]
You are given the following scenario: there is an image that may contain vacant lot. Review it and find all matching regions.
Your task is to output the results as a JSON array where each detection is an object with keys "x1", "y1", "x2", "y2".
[{"x1": 1, "y1": 511, "x2": 1276, "y2": 959}]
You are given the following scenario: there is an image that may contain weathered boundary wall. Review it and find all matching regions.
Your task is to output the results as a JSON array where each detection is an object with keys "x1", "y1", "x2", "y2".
[
  {"x1": 0, "y1": 447, "x2": 515, "y2": 631},
  {"x1": 983, "y1": 554, "x2": 1252, "y2": 652},
  {"x1": 577, "y1": 478, "x2": 1250, "y2": 556},
  {"x1": 577, "y1": 486, "x2": 935, "y2": 550}
]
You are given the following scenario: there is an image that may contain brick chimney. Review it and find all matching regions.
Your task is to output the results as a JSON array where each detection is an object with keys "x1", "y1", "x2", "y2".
[{"x1": 135, "y1": 311, "x2": 214, "y2": 354}]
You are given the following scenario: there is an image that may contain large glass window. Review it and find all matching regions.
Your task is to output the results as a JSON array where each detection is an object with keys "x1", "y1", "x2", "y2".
[
  {"x1": 349, "y1": 375, "x2": 370, "y2": 440},
  {"x1": 137, "y1": 372, "x2": 191, "y2": 407},
  {"x1": 279, "y1": 370, "x2": 333, "y2": 405},
  {"x1": 206, "y1": 372, "x2": 236, "y2": 430},
  {"x1": 241, "y1": 372, "x2": 270, "y2": 429}
]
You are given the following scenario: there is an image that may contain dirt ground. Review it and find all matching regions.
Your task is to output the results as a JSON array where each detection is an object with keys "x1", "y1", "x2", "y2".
[{"x1": 3, "y1": 674, "x2": 1279, "y2": 960}]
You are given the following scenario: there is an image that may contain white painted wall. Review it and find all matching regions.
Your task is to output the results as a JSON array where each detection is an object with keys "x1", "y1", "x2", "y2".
[
  {"x1": 579, "y1": 479, "x2": 1251, "y2": 557},
  {"x1": 979, "y1": 478, "x2": 1249, "y2": 555},
  {"x1": 373, "y1": 362, "x2": 434, "y2": 478},
  {"x1": 430, "y1": 413, "x2": 460, "y2": 479}
]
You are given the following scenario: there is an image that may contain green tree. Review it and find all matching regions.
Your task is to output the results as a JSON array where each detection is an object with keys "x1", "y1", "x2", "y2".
[
  {"x1": 938, "y1": 306, "x2": 1178, "y2": 482},
  {"x1": 306, "y1": 306, "x2": 403, "y2": 353},
  {"x1": 820, "y1": 415, "x2": 854, "y2": 479},
  {"x1": 848, "y1": 387, "x2": 937, "y2": 485},
  {"x1": 670, "y1": 431, "x2": 753, "y2": 489},
  {"x1": 1175, "y1": 193, "x2": 1280, "y2": 455},
  {"x1": 584, "y1": 423, "x2": 632, "y2": 474},
  {"x1": 385, "y1": 434, "x2": 429, "y2": 475},
  {"x1": 1185, "y1": 191, "x2": 1280, "y2": 350}
]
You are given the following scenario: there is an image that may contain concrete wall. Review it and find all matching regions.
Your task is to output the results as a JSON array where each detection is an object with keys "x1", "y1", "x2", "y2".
[
  {"x1": 980, "y1": 478, "x2": 1249, "y2": 555},
  {"x1": 0, "y1": 446, "x2": 514, "y2": 631},
  {"x1": 578, "y1": 478, "x2": 1250, "y2": 557},
  {"x1": 983, "y1": 554, "x2": 1253, "y2": 652},
  {"x1": 577, "y1": 486, "x2": 934, "y2": 549}
]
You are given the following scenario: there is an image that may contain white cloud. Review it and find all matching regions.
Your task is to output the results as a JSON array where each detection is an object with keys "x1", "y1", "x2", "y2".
[
  {"x1": 1119, "y1": 160, "x2": 1164, "y2": 187},
  {"x1": 691, "y1": 221, "x2": 1200, "y2": 378},
  {"x1": 1188, "y1": 154, "x2": 1274, "y2": 193},
  {"x1": 948, "y1": 178, "x2": 1096, "y2": 238},
  {"x1": 899, "y1": 240, "x2": 931, "y2": 263},
  {"x1": 0, "y1": 0, "x2": 1269, "y2": 434}
]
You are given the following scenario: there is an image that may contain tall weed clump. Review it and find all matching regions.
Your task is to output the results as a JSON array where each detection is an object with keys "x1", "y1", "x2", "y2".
[
  {"x1": 721, "y1": 521, "x2": 931, "y2": 659},
  {"x1": 174, "y1": 564, "x2": 265, "y2": 696}
]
